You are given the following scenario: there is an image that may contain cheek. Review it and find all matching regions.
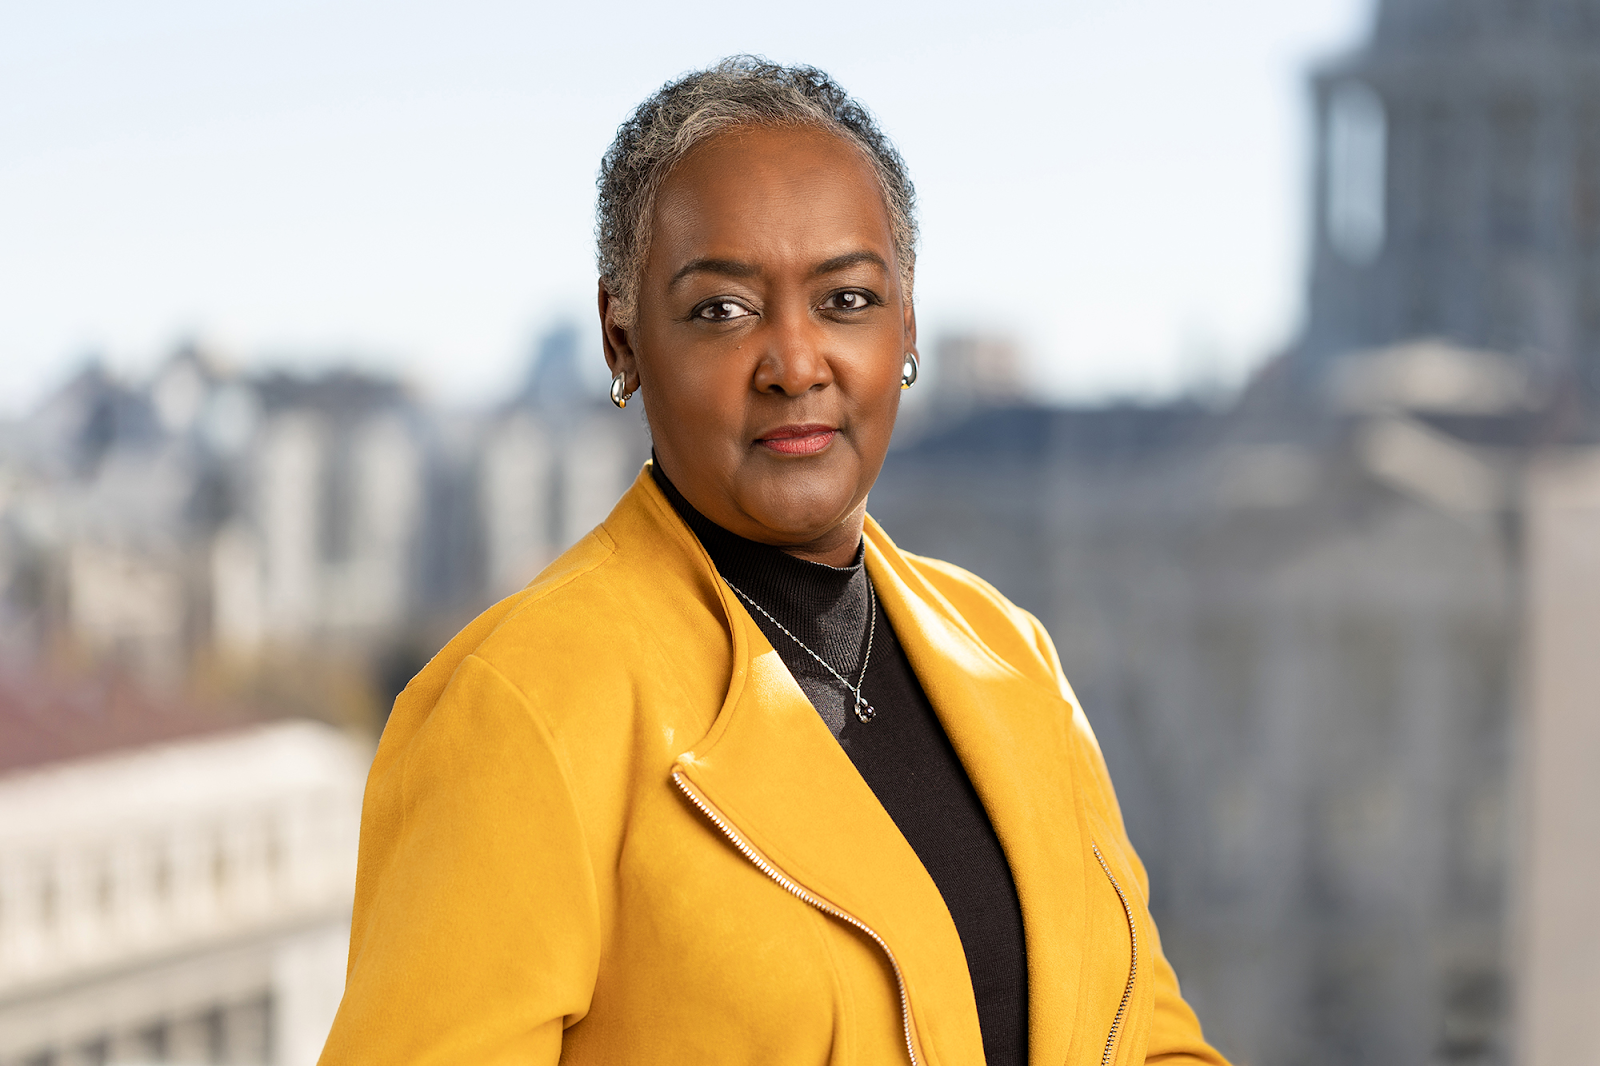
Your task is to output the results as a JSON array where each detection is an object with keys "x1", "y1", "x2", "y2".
[
  {"x1": 641, "y1": 343, "x2": 752, "y2": 446},
  {"x1": 675, "y1": 358, "x2": 752, "y2": 428},
  {"x1": 848, "y1": 345, "x2": 907, "y2": 431},
  {"x1": 860, "y1": 389, "x2": 902, "y2": 452}
]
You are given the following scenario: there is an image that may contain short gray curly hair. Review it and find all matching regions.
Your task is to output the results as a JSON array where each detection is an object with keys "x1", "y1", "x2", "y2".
[{"x1": 597, "y1": 56, "x2": 918, "y2": 328}]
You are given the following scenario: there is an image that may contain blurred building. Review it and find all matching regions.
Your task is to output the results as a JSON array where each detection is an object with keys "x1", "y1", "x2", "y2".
[
  {"x1": 881, "y1": 337, "x2": 1599, "y2": 1066},
  {"x1": 876, "y1": 345, "x2": 1543, "y2": 1066},
  {"x1": 1304, "y1": 0, "x2": 1600, "y2": 397},
  {"x1": 873, "y1": 2, "x2": 1600, "y2": 1064},
  {"x1": 0, "y1": 719, "x2": 367, "y2": 1066},
  {"x1": 929, "y1": 333, "x2": 1024, "y2": 408},
  {"x1": 0, "y1": 331, "x2": 648, "y2": 717}
]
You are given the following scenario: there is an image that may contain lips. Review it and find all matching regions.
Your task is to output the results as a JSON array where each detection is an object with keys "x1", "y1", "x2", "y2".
[{"x1": 756, "y1": 423, "x2": 837, "y2": 456}]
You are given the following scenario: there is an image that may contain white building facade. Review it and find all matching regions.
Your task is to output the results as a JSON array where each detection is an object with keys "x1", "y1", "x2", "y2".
[{"x1": 0, "y1": 722, "x2": 368, "y2": 1066}]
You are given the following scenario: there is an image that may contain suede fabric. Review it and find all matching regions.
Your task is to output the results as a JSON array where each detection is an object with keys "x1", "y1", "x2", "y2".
[{"x1": 318, "y1": 466, "x2": 1230, "y2": 1066}]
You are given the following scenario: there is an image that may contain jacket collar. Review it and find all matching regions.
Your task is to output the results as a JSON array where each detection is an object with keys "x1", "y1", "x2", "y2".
[
  {"x1": 624, "y1": 468, "x2": 1090, "y2": 1066},
  {"x1": 862, "y1": 518, "x2": 1093, "y2": 1066}
]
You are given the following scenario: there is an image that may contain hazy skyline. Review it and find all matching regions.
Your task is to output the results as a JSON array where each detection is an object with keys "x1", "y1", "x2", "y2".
[{"x1": 2, "y1": 0, "x2": 1370, "y2": 414}]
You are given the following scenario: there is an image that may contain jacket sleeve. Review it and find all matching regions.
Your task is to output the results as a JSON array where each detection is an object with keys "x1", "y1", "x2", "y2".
[
  {"x1": 318, "y1": 654, "x2": 601, "y2": 1066},
  {"x1": 1024, "y1": 613, "x2": 1232, "y2": 1066}
]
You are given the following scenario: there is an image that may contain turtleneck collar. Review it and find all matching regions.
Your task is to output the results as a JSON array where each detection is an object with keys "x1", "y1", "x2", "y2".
[{"x1": 650, "y1": 457, "x2": 871, "y2": 676}]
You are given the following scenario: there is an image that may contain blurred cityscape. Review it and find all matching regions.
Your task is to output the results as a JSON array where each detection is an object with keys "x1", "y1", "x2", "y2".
[{"x1": 5, "y1": 1, "x2": 1600, "y2": 1064}]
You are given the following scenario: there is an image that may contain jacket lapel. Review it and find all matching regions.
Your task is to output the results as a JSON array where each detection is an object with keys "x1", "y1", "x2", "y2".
[
  {"x1": 673, "y1": 596, "x2": 987, "y2": 1066},
  {"x1": 863, "y1": 528, "x2": 1092, "y2": 1066}
]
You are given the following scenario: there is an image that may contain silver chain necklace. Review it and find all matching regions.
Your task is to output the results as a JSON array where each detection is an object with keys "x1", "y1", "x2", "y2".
[{"x1": 723, "y1": 576, "x2": 878, "y2": 723}]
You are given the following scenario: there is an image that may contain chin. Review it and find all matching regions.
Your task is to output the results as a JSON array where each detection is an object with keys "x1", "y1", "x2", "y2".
[
  {"x1": 746, "y1": 487, "x2": 857, "y2": 544},
  {"x1": 756, "y1": 506, "x2": 848, "y2": 544}
]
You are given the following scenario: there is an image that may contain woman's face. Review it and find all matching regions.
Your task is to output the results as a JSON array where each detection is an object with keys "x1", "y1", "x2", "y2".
[{"x1": 601, "y1": 124, "x2": 915, "y2": 566}]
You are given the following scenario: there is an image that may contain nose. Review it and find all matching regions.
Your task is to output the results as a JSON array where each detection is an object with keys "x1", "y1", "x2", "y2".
[{"x1": 751, "y1": 306, "x2": 834, "y2": 396}]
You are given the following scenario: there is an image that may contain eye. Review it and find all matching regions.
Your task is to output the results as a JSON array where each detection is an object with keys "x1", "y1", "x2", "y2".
[
  {"x1": 824, "y1": 290, "x2": 876, "y2": 311},
  {"x1": 694, "y1": 300, "x2": 755, "y2": 322}
]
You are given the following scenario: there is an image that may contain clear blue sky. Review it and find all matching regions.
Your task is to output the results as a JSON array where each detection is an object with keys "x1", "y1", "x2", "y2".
[{"x1": 0, "y1": 0, "x2": 1371, "y2": 414}]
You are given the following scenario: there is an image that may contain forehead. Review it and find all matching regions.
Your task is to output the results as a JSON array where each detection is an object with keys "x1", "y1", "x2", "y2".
[{"x1": 648, "y1": 125, "x2": 895, "y2": 274}]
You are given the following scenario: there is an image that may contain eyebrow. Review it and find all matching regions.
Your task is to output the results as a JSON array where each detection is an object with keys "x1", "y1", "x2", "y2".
[
  {"x1": 812, "y1": 250, "x2": 888, "y2": 276},
  {"x1": 668, "y1": 257, "x2": 758, "y2": 288},
  {"x1": 667, "y1": 250, "x2": 890, "y2": 289}
]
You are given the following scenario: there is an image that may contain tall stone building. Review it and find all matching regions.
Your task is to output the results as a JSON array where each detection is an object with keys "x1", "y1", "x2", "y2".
[{"x1": 1305, "y1": 0, "x2": 1600, "y2": 400}]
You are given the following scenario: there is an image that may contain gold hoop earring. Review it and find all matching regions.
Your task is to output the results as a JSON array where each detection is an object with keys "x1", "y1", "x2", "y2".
[
  {"x1": 900, "y1": 353, "x2": 919, "y2": 389},
  {"x1": 610, "y1": 372, "x2": 629, "y2": 409}
]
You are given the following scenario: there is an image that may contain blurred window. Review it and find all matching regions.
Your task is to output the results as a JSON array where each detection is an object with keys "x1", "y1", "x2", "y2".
[
  {"x1": 95, "y1": 861, "x2": 114, "y2": 918},
  {"x1": 212, "y1": 835, "x2": 231, "y2": 897},
  {"x1": 1327, "y1": 82, "x2": 1388, "y2": 264},
  {"x1": 39, "y1": 871, "x2": 58, "y2": 930},
  {"x1": 153, "y1": 843, "x2": 173, "y2": 905}
]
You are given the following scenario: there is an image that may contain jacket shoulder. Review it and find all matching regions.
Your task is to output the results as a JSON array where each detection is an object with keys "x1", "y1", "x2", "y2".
[
  {"x1": 383, "y1": 473, "x2": 732, "y2": 771},
  {"x1": 406, "y1": 527, "x2": 619, "y2": 716},
  {"x1": 898, "y1": 550, "x2": 1074, "y2": 699},
  {"x1": 366, "y1": 527, "x2": 620, "y2": 783},
  {"x1": 881, "y1": 537, "x2": 1112, "y2": 793}
]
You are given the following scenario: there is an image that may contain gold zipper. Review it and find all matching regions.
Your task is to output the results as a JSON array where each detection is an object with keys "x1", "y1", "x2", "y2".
[
  {"x1": 671, "y1": 771, "x2": 922, "y2": 1066},
  {"x1": 1091, "y1": 841, "x2": 1139, "y2": 1066}
]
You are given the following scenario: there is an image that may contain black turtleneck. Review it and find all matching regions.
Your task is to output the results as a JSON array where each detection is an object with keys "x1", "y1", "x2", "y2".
[{"x1": 652, "y1": 461, "x2": 1028, "y2": 1066}]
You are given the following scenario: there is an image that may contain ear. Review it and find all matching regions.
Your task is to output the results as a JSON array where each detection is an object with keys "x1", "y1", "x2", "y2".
[{"x1": 598, "y1": 280, "x2": 640, "y2": 389}]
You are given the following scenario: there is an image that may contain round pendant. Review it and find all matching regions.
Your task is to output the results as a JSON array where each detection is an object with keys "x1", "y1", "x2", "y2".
[{"x1": 854, "y1": 694, "x2": 876, "y2": 724}]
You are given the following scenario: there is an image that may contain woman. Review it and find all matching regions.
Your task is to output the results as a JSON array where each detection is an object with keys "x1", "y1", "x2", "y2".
[{"x1": 320, "y1": 58, "x2": 1227, "y2": 1066}]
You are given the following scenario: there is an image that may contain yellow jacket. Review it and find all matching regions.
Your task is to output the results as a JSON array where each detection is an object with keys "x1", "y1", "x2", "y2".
[{"x1": 320, "y1": 468, "x2": 1228, "y2": 1066}]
